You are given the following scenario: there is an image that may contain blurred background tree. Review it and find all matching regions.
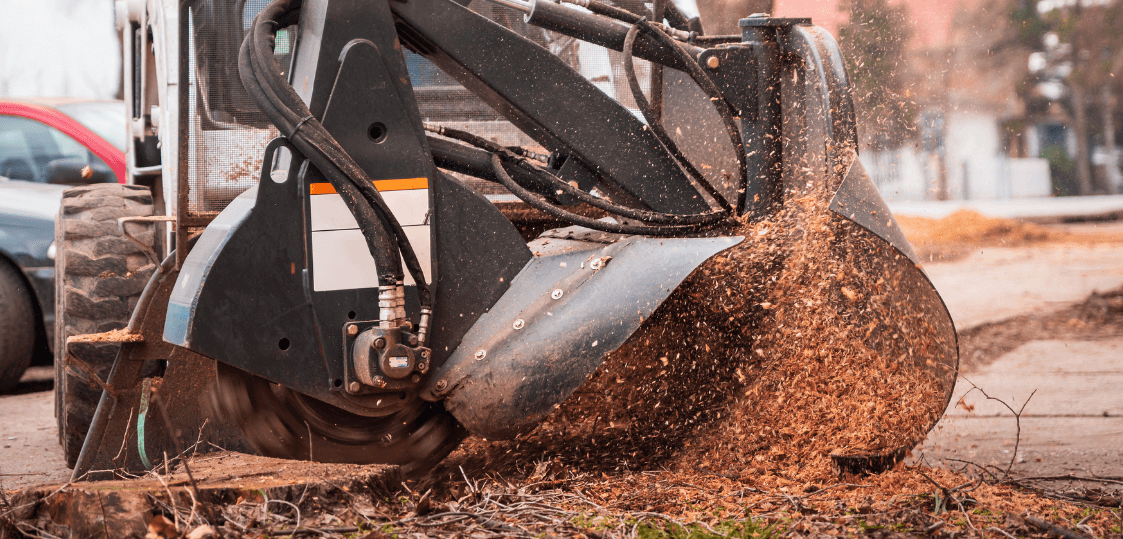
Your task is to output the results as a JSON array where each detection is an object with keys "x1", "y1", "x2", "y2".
[
  {"x1": 1013, "y1": 1, "x2": 1123, "y2": 195},
  {"x1": 837, "y1": 0, "x2": 918, "y2": 151}
]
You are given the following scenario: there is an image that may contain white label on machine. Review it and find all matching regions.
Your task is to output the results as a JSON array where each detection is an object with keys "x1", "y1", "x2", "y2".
[{"x1": 308, "y1": 178, "x2": 431, "y2": 292}]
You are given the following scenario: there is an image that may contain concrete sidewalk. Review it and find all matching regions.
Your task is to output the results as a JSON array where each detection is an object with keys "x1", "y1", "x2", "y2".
[
  {"x1": 922, "y1": 244, "x2": 1123, "y2": 330},
  {"x1": 917, "y1": 339, "x2": 1123, "y2": 477},
  {"x1": 913, "y1": 236, "x2": 1123, "y2": 478}
]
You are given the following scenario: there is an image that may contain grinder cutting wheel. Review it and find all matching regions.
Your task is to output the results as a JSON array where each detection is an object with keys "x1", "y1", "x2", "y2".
[{"x1": 56, "y1": 0, "x2": 956, "y2": 478}]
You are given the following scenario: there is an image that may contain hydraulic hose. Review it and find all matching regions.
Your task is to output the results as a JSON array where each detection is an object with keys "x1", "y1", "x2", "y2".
[
  {"x1": 622, "y1": 20, "x2": 732, "y2": 213},
  {"x1": 491, "y1": 154, "x2": 718, "y2": 236},
  {"x1": 240, "y1": 0, "x2": 432, "y2": 308},
  {"x1": 557, "y1": 0, "x2": 749, "y2": 213},
  {"x1": 428, "y1": 127, "x2": 728, "y2": 226},
  {"x1": 621, "y1": 19, "x2": 749, "y2": 213}
]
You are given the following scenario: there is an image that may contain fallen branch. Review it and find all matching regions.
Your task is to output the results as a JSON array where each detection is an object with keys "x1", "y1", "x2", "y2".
[
  {"x1": 1005, "y1": 475, "x2": 1123, "y2": 487},
  {"x1": 960, "y1": 378, "x2": 1037, "y2": 479},
  {"x1": 1025, "y1": 514, "x2": 1091, "y2": 539}
]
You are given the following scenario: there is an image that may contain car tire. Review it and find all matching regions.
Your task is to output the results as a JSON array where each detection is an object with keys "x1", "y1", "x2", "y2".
[
  {"x1": 0, "y1": 260, "x2": 36, "y2": 393},
  {"x1": 54, "y1": 183, "x2": 156, "y2": 468}
]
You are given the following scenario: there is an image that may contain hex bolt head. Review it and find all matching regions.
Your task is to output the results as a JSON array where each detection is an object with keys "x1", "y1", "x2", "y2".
[
  {"x1": 474, "y1": 349, "x2": 487, "y2": 361},
  {"x1": 513, "y1": 318, "x2": 525, "y2": 330},
  {"x1": 347, "y1": 381, "x2": 361, "y2": 393},
  {"x1": 706, "y1": 55, "x2": 720, "y2": 69},
  {"x1": 551, "y1": 289, "x2": 564, "y2": 300},
  {"x1": 408, "y1": 334, "x2": 419, "y2": 346},
  {"x1": 347, "y1": 324, "x2": 359, "y2": 336},
  {"x1": 373, "y1": 337, "x2": 387, "y2": 349},
  {"x1": 590, "y1": 259, "x2": 603, "y2": 270},
  {"x1": 435, "y1": 380, "x2": 448, "y2": 391},
  {"x1": 417, "y1": 360, "x2": 429, "y2": 373},
  {"x1": 373, "y1": 376, "x2": 387, "y2": 388},
  {"x1": 421, "y1": 349, "x2": 430, "y2": 359}
]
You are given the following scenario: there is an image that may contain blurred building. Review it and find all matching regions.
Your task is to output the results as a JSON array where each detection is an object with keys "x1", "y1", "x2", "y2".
[
  {"x1": 0, "y1": 0, "x2": 120, "y2": 99},
  {"x1": 764, "y1": 0, "x2": 1096, "y2": 201}
]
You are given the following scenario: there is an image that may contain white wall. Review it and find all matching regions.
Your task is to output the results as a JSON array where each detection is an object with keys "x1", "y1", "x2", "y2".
[
  {"x1": 0, "y1": 0, "x2": 120, "y2": 99},
  {"x1": 861, "y1": 110, "x2": 1052, "y2": 201}
]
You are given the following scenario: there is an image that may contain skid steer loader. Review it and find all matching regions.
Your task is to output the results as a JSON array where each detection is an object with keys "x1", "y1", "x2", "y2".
[{"x1": 54, "y1": 0, "x2": 957, "y2": 479}]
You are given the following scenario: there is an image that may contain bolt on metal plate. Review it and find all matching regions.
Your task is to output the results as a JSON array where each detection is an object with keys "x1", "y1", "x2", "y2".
[
  {"x1": 551, "y1": 289, "x2": 564, "y2": 300},
  {"x1": 474, "y1": 349, "x2": 486, "y2": 360},
  {"x1": 513, "y1": 318, "x2": 525, "y2": 330}
]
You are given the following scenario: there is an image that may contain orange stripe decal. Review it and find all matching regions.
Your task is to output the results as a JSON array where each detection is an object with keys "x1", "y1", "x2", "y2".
[{"x1": 309, "y1": 177, "x2": 428, "y2": 195}]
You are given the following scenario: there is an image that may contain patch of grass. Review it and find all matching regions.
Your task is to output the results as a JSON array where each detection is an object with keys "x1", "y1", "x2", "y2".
[{"x1": 633, "y1": 517, "x2": 784, "y2": 539}]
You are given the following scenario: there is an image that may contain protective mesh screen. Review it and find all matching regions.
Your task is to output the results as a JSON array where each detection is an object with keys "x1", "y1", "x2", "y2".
[
  {"x1": 185, "y1": 0, "x2": 658, "y2": 210},
  {"x1": 186, "y1": 0, "x2": 293, "y2": 216}
]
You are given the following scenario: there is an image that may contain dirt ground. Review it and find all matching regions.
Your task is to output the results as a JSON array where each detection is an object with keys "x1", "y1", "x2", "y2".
[{"x1": 2, "y1": 211, "x2": 1123, "y2": 538}]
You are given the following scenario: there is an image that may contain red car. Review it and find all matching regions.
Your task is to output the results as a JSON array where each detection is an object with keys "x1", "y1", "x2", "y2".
[
  {"x1": 0, "y1": 99, "x2": 126, "y2": 185},
  {"x1": 0, "y1": 99, "x2": 126, "y2": 392}
]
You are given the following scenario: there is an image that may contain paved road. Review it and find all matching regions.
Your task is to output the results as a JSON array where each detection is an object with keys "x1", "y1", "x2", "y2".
[{"x1": 0, "y1": 367, "x2": 70, "y2": 489}]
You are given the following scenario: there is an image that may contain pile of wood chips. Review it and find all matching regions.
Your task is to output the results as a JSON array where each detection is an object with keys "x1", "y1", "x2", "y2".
[
  {"x1": 464, "y1": 164, "x2": 957, "y2": 486},
  {"x1": 896, "y1": 209, "x2": 1123, "y2": 262}
]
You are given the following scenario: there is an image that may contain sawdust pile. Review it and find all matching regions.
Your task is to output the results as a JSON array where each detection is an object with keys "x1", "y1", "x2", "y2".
[
  {"x1": 461, "y1": 156, "x2": 957, "y2": 484},
  {"x1": 897, "y1": 209, "x2": 1057, "y2": 246},
  {"x1": 896, "y1": 209, "x2": 1123, "y2": 261}
]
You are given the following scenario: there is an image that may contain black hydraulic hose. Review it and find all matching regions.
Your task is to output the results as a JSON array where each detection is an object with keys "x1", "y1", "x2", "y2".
[
  {"x1": 636, "y1": 20, "x2": 749, "y2": 212},
  {"x1": 660, "y1": 0, "x2": 692, "y2": 32},
  {"x1": 502, "y1": 157, "x2": 729, "y2": 226},
  {"x1": 429, "y1": 127, "x2": 727, "y2": 226},
  {"x1": 239, "y1": 8, "x2": 400, "y2": 286},
  {"x1": 491, "y1": 154, "x2": 714, "y2": 236},
  {"x1": 570, "y1": 0, "x2": 749, "y2": 213},
  {"x1": 427, "y1": 135, "x2": 559, "y2": 194},
  {"x1": 622, "y1": 21, "x2": 732, "y2": 214},
  {"x1": 241, "y1": 0, "x2": 433, "y2": 307}
]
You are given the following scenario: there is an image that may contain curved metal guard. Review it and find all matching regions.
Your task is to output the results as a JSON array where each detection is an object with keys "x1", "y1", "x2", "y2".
[{"x1": 423, "y1": 234, "x2": 744, "y2": 440}]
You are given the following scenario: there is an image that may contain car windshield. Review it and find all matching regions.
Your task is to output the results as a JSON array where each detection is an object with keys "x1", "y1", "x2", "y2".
[{"x1": 55, "y1": 101, "x2": 126, "y2": 152}]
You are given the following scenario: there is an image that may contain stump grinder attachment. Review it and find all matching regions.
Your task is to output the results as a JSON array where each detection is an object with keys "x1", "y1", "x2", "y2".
[{"x1": 64, "y1": 0, "x2": 957, "y2": 478}]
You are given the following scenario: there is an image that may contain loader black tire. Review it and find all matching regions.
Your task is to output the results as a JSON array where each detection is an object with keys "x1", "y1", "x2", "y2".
[
  {"x1": 54, "y1": 183, "x2": 156, "y2": 468},
  {"x1": 0, "y1": 259, "x2": 37, "y2": 393}
]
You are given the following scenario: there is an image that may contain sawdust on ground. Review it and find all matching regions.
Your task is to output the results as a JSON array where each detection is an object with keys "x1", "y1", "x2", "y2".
[{"x1": 896, "y1": 209, "x2": 1123, "y2": 262}]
